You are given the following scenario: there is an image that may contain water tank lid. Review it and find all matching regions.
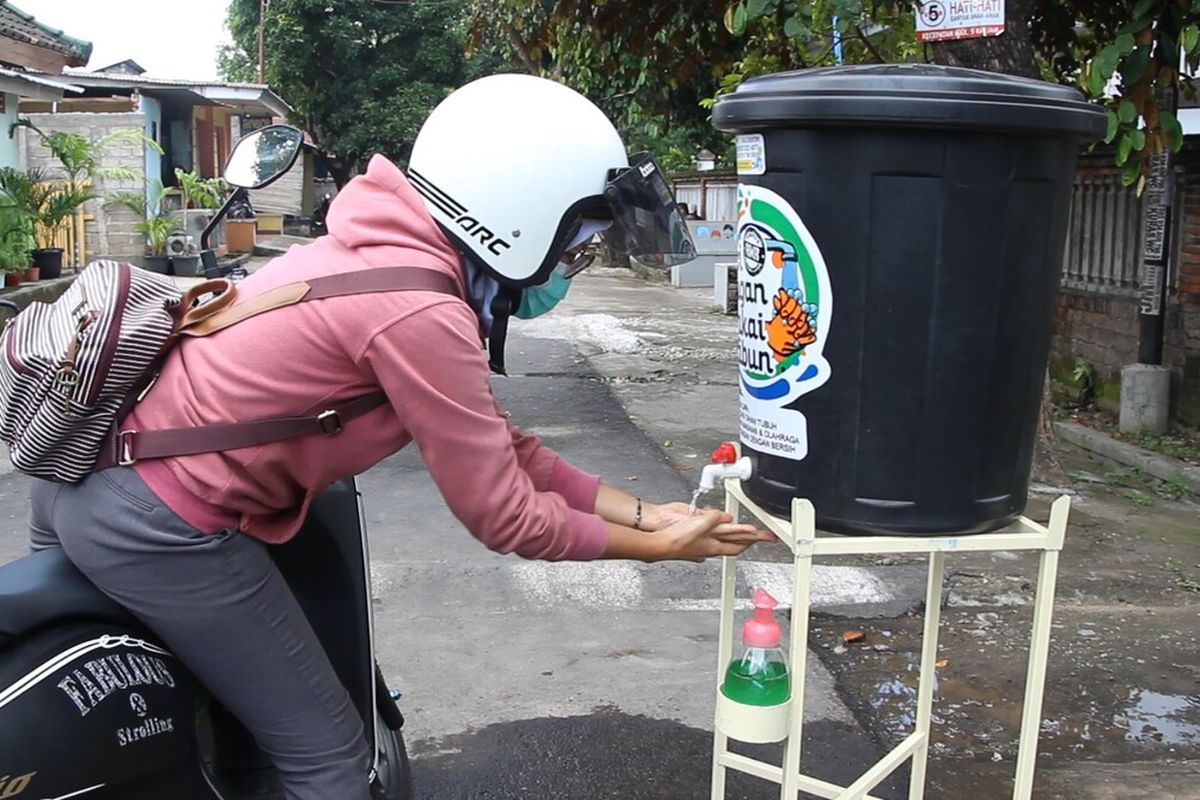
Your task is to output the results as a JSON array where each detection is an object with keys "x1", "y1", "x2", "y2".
[{"x1": 712, "y1": 64, "x2": 1108, "y2": 140}]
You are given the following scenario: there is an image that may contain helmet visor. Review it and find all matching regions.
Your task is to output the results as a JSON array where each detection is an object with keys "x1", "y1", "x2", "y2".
[{"x1": 602, "y1": 154, "x2": 696, "y2": 268}]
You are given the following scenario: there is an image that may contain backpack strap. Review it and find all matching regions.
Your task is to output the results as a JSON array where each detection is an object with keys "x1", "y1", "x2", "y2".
[
  {"x1": 95, "y1": 266, "x2": 461, "y2": 470},
  {"x1": 177, "y1": 266, "x2": 460, "y2": 337}
]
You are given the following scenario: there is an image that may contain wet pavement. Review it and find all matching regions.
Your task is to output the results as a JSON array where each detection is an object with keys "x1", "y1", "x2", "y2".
[
  {"x1": 522, "y1": 266, "x2": 1200, "y2": 798},
  {"x1": 0, "y1": 257, "x2": 1197, "y2": 798}
]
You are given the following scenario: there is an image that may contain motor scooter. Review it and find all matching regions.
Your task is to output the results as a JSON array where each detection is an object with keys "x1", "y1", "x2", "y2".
[{"x1": 0, "y1": 125, "x2": 412, "y2": 800}]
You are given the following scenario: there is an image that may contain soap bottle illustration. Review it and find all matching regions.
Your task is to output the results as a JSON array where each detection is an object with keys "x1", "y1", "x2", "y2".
[{"x1": 721, "y1": 588, "x2": 790, "y2": 706}]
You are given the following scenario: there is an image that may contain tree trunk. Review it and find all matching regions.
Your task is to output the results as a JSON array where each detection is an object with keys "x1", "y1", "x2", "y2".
[
  {"x1": 929, "y1": 0, "x2": 1064, "y2": 482},
  {"x1": 927, "y1": 0, "x2": 1041, "y2": 79}
]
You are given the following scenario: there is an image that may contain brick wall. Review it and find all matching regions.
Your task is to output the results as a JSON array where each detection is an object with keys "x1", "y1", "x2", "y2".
[
  {"x1": 18, "y1": 112, "x2": 147, "y2": 259},
  {"x1": 1051, "y1": 150, "x2": 1200, "y2": 426}
]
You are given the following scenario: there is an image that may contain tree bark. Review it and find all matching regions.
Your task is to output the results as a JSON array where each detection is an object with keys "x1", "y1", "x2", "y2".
[
  {"x1": 927, "y1": 0, "x2": 1041, "y2": 79},
  {"x1": 506, "y1": 23, "x2": 541, "y2": 76}
]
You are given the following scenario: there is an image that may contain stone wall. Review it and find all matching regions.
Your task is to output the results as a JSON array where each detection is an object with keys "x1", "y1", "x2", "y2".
[{"x1": 19, "y1": 112, "x2": 148, "y2": 260}]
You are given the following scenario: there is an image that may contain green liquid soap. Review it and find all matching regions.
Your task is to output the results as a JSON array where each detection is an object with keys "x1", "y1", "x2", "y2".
[{"x1": 721, "y1": 657, "x2": 791, "y2": 706}]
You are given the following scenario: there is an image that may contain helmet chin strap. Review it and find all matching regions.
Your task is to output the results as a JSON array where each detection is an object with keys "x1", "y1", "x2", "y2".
[{"x1": 488, "y1": 287, "x2": 521, "y2": 375}]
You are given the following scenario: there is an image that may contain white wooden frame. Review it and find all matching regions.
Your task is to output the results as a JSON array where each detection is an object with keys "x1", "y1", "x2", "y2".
[{"x1": 711, "y1": 479, "x2": 1070, "y2": 800}]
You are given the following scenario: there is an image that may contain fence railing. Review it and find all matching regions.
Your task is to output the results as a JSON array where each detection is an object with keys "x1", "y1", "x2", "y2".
[{"x1": 1060, "y1": 170, "x2": 1182, "y2": 296}]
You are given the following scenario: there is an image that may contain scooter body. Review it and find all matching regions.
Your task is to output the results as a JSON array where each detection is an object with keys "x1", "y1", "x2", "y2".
[{"x1": 0, "y1": 477, "x2": 411, "y2": 799}]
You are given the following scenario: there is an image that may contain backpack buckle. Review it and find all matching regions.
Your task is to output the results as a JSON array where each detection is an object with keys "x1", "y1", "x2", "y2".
[
  {"x1": 116, "y1": 429, "x2": 139, "y2": 466},
  {"x1": 317, "y1": 410, "x2": 342, "y2": 436}
]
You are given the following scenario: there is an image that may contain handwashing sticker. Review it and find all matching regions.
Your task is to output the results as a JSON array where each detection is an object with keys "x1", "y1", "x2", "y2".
[{"x1": 737, "y1": 185, "x2": 832, "y2": 461}]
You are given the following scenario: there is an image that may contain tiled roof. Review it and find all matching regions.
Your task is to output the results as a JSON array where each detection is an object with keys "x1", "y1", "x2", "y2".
[{"x1": 0, "y1": 1, "x2": 92, "y2": 65}]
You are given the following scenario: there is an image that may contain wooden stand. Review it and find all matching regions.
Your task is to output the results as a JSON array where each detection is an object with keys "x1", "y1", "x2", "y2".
[{"x1": 711, "y1": 480, "x2": 1070, "y2": 800}]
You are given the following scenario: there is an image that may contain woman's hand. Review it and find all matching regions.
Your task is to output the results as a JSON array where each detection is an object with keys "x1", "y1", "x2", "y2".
[
  {"x1": 641, "y1": 501, "x2": 696, "y2": 531},
  {"x1": 656, "y1": 509, "x2": 775, "y2": 562}
]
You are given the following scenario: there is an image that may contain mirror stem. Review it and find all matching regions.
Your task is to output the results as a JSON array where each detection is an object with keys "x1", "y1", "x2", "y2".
[{"x1": 202, "y1": 187, "x2": 248, "y2": 252}]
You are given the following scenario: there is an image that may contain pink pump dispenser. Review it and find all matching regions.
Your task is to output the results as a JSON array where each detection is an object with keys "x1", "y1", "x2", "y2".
[
  {"x1": 743, "y1": 588, "x2": 782, "y2": 648},
  {"x1": 721, "y1": 588, "x2": 791, "y2": 707}
]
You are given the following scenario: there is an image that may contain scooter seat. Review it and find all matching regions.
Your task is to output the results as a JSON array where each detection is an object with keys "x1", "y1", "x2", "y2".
[{"x1": 0, "y1": 549, "x2": 136, "y2": 645}]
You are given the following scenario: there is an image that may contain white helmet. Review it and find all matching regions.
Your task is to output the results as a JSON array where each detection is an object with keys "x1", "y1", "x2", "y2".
[{"x1": 408, "y1": 73, "x2": 695, "y2": 288}]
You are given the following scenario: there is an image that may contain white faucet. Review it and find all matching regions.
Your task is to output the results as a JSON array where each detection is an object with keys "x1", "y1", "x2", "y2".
[{"x1": 699, "y1": 456, "x2": 753, "y2": 491}]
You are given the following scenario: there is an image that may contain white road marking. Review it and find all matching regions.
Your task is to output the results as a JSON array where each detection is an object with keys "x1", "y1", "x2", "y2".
[
  {"x1": 512, "y1": 561, "x2": 645, "y2": 609},
  {"x1": 509, "y1": 560, "x2": 896, "y2": 611}
]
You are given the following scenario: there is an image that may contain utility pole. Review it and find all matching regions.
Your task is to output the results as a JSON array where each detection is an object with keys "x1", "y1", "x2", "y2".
[
  {"x1": 1122, "y1": 86, "x2": 1178, "y2": 434},
  {"x1": 258, "y1": 0, "x2": 269, "y2": 83}
]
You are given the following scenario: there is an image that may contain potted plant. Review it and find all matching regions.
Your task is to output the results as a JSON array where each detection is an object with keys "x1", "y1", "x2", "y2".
[
  {"x1": 108, "y1": 183, "x2": 183, "y2": 274},
  {"x1": 170, "y1": 169, "x2": 226, "y2": 275},
  {"x1": 0, "y1": 178, "x2": 35, "y2": 285},
  {"x1": 0, "y1": 223, "x2": 35, "y2": 288},
  {"x1": 14, "y1": 120, "x2": 162, "y2": 277}
]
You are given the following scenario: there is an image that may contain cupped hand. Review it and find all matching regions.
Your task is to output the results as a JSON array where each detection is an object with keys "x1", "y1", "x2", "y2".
[
  {"x1": 658, "y1": 509, "x2": 775, "y2": 562},
  {"x1": 643, "y1": 501, "x2": 697, "y2": 531}
]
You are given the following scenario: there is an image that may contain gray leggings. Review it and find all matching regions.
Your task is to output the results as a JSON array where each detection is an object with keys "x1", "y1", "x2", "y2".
[{"x1": 29, "y1": 467, "x2": 372, "y2": 800}]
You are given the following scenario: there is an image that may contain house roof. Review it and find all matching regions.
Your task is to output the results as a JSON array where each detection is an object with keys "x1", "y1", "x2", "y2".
[
  {"x1": 0, "y1": 63, "x2": 81, "y2": 100},
  {"x1": 62, "y1": 68, "x2": 293, "y2": 117},
  {"x1": 0, "y1": 1, "x2": 91, "y2": 67},
  {"x1": 93, "y1": 59, "x2": 146, "y2": 76}
]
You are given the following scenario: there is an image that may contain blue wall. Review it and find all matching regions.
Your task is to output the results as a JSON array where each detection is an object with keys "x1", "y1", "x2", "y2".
[
  {"x1": 138, "y1": 95, "x2": 162, "y2": 213},
  {"x1": 0, "y1": 93, "x2": 18, "y2": 171}
]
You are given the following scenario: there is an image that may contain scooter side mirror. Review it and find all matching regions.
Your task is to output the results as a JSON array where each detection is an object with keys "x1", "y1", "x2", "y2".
[{"x1": 223, "y1": 125, "x2": 304, "y2": 190}]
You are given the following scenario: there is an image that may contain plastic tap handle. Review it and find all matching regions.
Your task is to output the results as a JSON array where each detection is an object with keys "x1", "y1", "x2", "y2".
[{"x1": 711, "y1": 442, "x2": 738, "y2": 464}]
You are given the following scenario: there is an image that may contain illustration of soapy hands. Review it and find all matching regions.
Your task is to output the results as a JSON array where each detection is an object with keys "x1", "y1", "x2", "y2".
[{"x1": 766, "y1": 289, "x2": 818, "y2": 361}]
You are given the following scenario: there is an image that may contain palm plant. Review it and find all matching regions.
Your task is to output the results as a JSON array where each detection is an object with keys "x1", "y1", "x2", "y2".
[
  {"x1": 108, "y1": 181, "x2": 183, "y2": 257},
  {"x1": 11, "y1": 119, "x2": 163, "y2": 272},
  {"x1": 175, "y1": 168, "x2": 227, "y2": 211}
]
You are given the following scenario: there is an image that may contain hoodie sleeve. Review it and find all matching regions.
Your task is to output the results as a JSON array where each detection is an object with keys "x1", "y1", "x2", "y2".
[
  {"x1": 359, "y1": 299, "x2": 608, "y2": 560},
  {"x1": 498, "y1": 401, "x2": 601, "y2": 513}
]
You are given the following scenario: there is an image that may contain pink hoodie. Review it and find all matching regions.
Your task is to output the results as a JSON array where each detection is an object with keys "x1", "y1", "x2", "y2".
[{"x1": 124, "y1": 155, "x2": 609, "y2": 560}]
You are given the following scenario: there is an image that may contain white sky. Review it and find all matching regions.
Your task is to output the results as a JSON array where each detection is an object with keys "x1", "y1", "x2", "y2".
[{"x1": 16, "y1": 0, "x2": 231, "y2": 81}]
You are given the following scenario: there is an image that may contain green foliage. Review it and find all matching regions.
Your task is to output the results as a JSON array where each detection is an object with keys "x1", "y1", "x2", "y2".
[
  {"x1": 465, "y1": 1, "x2": 740, "y2": 169},
  {"x1": 0, "y1": 196, "x2": 34, "y2": 274},
  {"x1": 1070, "y1": 358, "x2": 1097, "y2": 397},
  {"x1": 174, "y1": 169, "x2": 226, "y2": 210},
  {"x1": 13, "y1": 121, "x2": 160, "y2": 189},
  {"x1": 1155, "y1": 475, "x2": 1189, "y2": 501},
  {"x1": 220, "y1": 0, "x2": 471, "y2": 185},
  {"x1": 0, "y1": 165, "x2": 92, "y2": 249},
  {"x1": 1124, "y1": 487, "x2": 1154, "y2": 506},
  {"x1": 722, "y1": 0, "x2": 1200, "y2": 186},
  {"x1": 107, "y1": 181, "x2": 182, "y2": 256},
  {"x1": 718, "y1": 0, "x2": 919, "y2": 95}
]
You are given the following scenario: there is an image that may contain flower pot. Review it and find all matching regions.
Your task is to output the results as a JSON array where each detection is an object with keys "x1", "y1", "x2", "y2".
[
  {"x1": 170, "y1": 255, "x2": 201, "y2": 277},
  {"x1": 225, "y1": 219, "x2": 257, "y2": 254},
  {"x1": 5, "y1": 272, "x2": 22, "y2": 288},
  {"x1": 23, "y1": 267, "x2": 40, "y2": 282},
  {"x1": 143, "y1": 255, "x2": 171, "y2": 274},
  {"x1": 31, "y1": 248, "x2": 64, "y2": 280}
]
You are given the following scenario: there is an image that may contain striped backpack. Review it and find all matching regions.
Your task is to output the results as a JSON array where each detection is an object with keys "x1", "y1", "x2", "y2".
[{"x1": 0, "y1": 259, "x2": 456, "y2": 483}]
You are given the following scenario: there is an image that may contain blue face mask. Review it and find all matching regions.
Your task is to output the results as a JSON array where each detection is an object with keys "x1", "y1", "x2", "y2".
[{"x1": 515, "y1": 268, "x2": 572, "y2": 319}]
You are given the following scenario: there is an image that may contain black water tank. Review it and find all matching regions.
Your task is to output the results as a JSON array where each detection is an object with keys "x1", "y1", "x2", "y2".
[{"x1": 712, "y1": 65, "x2": 1107, "y2": 534}]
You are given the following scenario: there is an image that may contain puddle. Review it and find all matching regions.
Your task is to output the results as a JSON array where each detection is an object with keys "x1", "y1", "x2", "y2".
[
  {"x1": 813, "y1": 615, "x2": 1200, "y2": 764},
  {"x1": 1123, "y1": 689, "x2": 1200, "y2": 745}
]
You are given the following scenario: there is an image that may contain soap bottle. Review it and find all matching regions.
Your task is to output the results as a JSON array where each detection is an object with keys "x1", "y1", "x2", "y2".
[{"x1": 721, "y1": 588, "x2": 790, "y2": 706}]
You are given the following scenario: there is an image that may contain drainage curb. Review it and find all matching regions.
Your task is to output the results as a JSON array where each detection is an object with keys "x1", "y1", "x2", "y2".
[{"x1": 1055, "y1": 421, "x2": 1200, "y2": 496}]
